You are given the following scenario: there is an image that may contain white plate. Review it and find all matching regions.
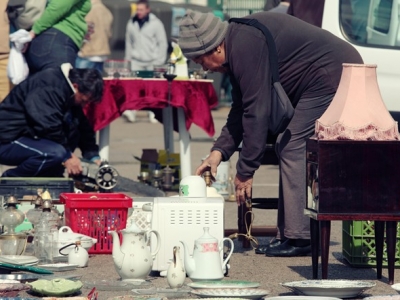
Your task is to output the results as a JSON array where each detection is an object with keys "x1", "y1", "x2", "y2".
[
  {"x1": 265, "y1": 297, "x2": 342, "y2": 300},
  {"x1": 392, "y1": 283, "x2": 400, "y2": 293},
  {"x1": 191, "y1": 288, "x2": 270, "y2": 299},
  {"x1": 188, "y1": 280, "x2": 260, "y2": 289},
  {"x1": 37, "y1": 263, "x2": 78, "y2": 272},
  {"x1": 364, "y1": 297, "x2": 400, "y2": 300},
  {"x1": 281, "y1": 280, "x2": 376, "y2": 298},
  {"x1": 181, "y1": 299, "x2": 249, "y2": 300},
  {"x1": 0, "y1": 255, "x2": 39, "y2": 265}
]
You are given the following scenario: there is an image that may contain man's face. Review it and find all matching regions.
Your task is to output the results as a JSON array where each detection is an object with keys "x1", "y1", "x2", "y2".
[
  {"x1": 192, "y1": 49, "x2": 228, "y2": 73},
  {"x1": 72, "y1": 84, "x2": 92, "y2": 107},
  {"x1": 136, "y1": 3, "x2": 150, "y2": 20}
]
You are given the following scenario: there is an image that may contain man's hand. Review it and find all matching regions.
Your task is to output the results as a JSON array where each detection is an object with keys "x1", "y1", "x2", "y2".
[
  {"x1": 21, "y1": 31, "x2": 35, "y2": 53},
  {"x1": 234, "y1": 174, "x2": 253, "y2": 206},
  {"x1": 195, "y1": 150, "x2": 223, "y2": 180},
  {"x1": 64, "y1": 153, "x2": 83, "y2": 175},
  {"x1": 92, "y1": 159, "x2": 102, "y2": 166}
]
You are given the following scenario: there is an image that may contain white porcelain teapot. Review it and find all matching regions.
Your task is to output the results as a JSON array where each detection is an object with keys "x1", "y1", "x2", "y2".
[
  {"x1": 108, "y1": 222, "x2": 160, "y2": 282},
  {"x1": 180, "y1": 227, "x2": 234, "y2": 281}
]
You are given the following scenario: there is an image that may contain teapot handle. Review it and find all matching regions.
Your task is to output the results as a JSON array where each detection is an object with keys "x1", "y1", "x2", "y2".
[
  {"x1": 219, "y1": 238, "x2": 234, "y2": 270},
  {"x1": 147, "y1": 230, "x2": 161, "y2": 258}
]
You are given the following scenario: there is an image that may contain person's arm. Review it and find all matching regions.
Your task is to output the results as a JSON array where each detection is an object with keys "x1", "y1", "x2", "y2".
[
  {"x1": 215, "y1": 25, "x2": 271, "y2": 179},
  {"x1": 74, "y1": 106, "x2": 100, "y2": 161},
  {"x1": 31, "y1": 0, "x2": 83, "y2": 36},
  {"x1": 124, "y1": 21, "x2": 133, "y2": 61},
  {"x1": 153, "y1": 19, "x2": 168, "y2": 65},
  {"x1": 106, "y1": 9, "x2": 113, "y2": 39}
]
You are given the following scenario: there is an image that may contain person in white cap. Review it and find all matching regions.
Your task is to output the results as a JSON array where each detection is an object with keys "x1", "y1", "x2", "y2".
[{"x1": 178, "y1": 9, "x2": 363, "y2": 257}]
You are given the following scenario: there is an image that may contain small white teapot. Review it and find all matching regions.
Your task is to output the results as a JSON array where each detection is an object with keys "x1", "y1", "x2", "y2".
[
  {"x1": 180, "y1": 227, "x2": 234, "y2": 281},
  {"x1": 68, "y1": 241, "x2": 89, "y2": 267},
  {"x1": 59, "y1": 240, "x2": 89, "y2": 268}
]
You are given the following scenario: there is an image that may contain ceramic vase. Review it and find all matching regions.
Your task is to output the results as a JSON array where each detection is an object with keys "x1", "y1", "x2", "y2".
[{"x1": 166, "y1": 246, "x2": 186, "y2": 288}]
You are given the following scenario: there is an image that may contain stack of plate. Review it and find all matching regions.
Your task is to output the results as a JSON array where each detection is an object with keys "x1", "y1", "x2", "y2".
[{"x1": 188, "y1": 280, "x2": 270, "y2": 299}]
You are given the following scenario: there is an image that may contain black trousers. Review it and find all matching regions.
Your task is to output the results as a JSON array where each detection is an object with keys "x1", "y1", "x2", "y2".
[{"x1": 0, "y1": 137, "x2": 68, "y2": 177}]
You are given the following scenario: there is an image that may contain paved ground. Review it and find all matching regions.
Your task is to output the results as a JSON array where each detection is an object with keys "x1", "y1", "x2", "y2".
[{"x1": 15, "y1": 106, "x2": 400, "y2": 299}]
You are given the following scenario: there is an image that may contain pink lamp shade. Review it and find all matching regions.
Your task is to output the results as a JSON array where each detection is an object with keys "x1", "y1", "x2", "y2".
[{"x1": 315, "y1": 63, "x2": 399, "y2": 140}]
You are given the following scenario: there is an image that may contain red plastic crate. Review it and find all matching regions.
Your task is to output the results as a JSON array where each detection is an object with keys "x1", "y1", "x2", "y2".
[{"x1": 60, "y1": 193, "x2": 133, "y2": 254}]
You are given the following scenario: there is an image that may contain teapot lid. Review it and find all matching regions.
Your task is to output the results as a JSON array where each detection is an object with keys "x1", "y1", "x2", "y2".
[
  {"x1": 122, "y1": 221, "x2": 143, "y2": 233},
  {"x1": 196, "y1": 227, "x2": 217, "y2": 242}
]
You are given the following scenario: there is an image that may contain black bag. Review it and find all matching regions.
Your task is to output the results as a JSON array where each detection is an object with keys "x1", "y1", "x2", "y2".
[{"x1": 229, "y1": 18, "x2": 294, "y2": 135}]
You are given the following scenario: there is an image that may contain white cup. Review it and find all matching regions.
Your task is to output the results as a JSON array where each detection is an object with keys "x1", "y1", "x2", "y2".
[{"x1": 179, "y1": 175, "x2": 206, "y2": 198}]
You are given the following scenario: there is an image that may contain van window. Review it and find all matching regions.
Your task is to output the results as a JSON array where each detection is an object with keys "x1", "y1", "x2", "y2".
[{"x1": 340, "y1": 0, "x2": 400, "y2": 48}]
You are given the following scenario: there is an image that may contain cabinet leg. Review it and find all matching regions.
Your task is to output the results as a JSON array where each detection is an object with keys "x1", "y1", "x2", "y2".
[
  {"x1": 310, "y1": 218, "x2": 319, "y2": 279},
  {"x1": 374, "y1": 221, "x2": 384, "y2": 280},
  {"x1": 386, "y1": 221, "x2": 397, "y2": 285},
  {"x1": 320, "y1": 220, "x2": 331, "y2": 279}
]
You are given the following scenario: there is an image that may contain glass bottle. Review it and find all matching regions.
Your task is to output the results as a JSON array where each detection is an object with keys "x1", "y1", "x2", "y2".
[
  {"x1": 34, "y1": 200, "x2": 59, "y2": 263},
  {"x1": 0, "y1": 195, "x2": 25, "y2": 235},
  {"x1": 26, "y1": 197, "x2": 43, "y2": 229}
]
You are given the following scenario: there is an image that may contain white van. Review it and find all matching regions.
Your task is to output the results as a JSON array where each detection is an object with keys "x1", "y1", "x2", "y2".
[{"x1": 321, "y1": 0, "x2": 400, "y2": 123}]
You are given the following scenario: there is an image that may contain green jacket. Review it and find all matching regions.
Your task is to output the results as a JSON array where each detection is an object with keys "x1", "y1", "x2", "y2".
[{"x1": 32, "y1": 0, "x2": 91, "y2": 48}]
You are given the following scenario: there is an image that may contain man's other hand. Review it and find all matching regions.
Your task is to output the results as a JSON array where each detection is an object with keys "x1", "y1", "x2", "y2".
[{"x1": 64, "y1": 154, "x2": 83, "y2": 175}]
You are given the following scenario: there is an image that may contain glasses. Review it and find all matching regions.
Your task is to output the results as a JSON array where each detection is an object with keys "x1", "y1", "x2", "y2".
[{"x1": 103, "y1": 60, "x2": 131, "y2": 78}]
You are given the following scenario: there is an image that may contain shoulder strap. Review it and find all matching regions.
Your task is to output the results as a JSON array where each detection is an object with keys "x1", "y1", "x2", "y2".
[{"x1": 229, "y1": 18, "x2": 280, "y2": 83}]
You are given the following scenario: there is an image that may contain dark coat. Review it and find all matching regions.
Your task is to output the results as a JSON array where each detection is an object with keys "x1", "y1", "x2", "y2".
[
  {"x1": 0, "y1": 67, "x2": 99, "y2": 160},
  {"x1": 212, "y1": 12, "x2": 363, "y2": 177}
]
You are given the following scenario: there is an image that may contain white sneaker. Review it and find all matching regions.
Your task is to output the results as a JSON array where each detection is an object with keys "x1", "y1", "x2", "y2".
[
  {"x1": 122, "y1": 110, "x2": 136, "y2": 123},
  {"x1": 148, "y1": 111, "x2": 158, "y2": 124}
]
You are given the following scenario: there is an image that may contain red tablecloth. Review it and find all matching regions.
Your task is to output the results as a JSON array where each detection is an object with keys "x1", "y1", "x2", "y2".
[{"x1": 83, "y1": 78, "x2": 219, "y2": 136}]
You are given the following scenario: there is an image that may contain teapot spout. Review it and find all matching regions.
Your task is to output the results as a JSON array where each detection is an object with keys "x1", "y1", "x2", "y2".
[
  {"x1": 180, "y1": 241, "x2": 195, "y2": 276},
  {"x1": 108, "y1": 230, "x2": 124, "y2": 269}
]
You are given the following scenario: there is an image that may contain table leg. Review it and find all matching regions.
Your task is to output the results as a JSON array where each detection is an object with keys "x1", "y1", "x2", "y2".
[
  {"x1": 162, "y1": 107, "x2": 174, "y2": 154},
  {"x1": 177, "y1": 108, "x2": 191, "y2": 179},
  {"x1": 386, "y1": 221, "x2": 397, "y2": 285},
  {"x1": 310, "y1": 218, "x2": 319, "y2": 279},
  {"x1": 374, "y1": 221, "x2": 384, "y2": 280},
  {"x1": 99, "y1": 126, "x2": 110, "y2": 161},
  {"x1": 320, "y1": 220, "x2": 331, "y2": 279}
]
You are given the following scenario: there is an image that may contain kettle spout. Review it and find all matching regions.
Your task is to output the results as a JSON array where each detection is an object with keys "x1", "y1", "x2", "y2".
[
  {"x1": 108, "y1": 230, "x2": 124, "y2": 269},
  {"x1": 180, "y1": 241, "x2": 195, "y2": 276}
]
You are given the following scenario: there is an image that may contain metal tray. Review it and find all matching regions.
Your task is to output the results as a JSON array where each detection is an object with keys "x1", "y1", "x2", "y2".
[
  {"x1": 0, "y1": 273, "x2": 42, "y2": 282},
  {"x1": 0, "y1": 273, "x2": 82, "y2": 282}
]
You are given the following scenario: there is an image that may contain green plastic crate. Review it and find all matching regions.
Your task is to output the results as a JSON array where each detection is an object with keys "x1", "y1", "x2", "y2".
[{"x1": 342, "y1": 220, "x2": 400, "y2": 267}]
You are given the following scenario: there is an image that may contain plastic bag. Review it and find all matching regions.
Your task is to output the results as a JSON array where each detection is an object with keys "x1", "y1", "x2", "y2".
[{"x1": 7, "y1": 46, "x2": 29, "y2": 85}]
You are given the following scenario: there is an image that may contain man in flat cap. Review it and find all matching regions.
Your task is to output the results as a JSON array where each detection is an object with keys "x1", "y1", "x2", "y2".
[{"x1": 178, "y1": 9, "x2": 363, "y2": 257}]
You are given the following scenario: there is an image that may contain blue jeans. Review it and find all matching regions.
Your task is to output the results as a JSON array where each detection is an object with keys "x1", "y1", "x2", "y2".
[
  {"x1": 0, "y1": 137, "x2": 68, "y2": 177},
  {"x1": 25, "y1": 28, "x2": 79, "y2": 74},
  {"x1": 75, "y1": 57, "x2": 104, "y2": 73}
]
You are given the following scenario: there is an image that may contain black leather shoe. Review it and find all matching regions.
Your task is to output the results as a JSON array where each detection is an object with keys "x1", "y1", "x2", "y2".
[
  {"x1": 254, "y1": 238, "x2": 286, "y2": 254},
  {"x1": 265, "y1": 239, "x2": 311, "y2": 257}
]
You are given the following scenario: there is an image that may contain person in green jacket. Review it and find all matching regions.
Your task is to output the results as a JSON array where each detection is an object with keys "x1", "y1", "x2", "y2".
[{"x1": 24, "y1": 0, "x2": 91, "y2": 74}]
